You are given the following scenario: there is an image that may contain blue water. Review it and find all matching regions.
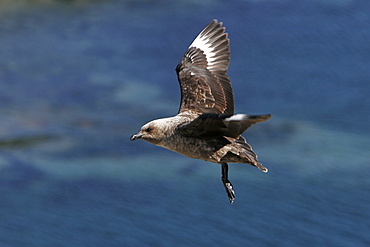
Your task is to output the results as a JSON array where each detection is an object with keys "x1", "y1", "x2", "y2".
[{"x1": 0, "y1": 0, "x2": 369, "y2": 246}]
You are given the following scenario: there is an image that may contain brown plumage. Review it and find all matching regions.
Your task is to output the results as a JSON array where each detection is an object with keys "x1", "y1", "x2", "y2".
[{"x1": 131, "y1": 20, "x2": 271, "y2": 204}]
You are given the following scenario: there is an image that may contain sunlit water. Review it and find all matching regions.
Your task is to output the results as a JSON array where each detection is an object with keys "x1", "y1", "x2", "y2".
[{"x1": 0, "y1": 0, "x2": 369, "y2": 246}]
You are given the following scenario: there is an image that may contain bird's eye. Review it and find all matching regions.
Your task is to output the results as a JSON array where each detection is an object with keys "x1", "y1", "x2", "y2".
[{"x1": 145, "y1": 128, "x2": 152, "y2": 132}]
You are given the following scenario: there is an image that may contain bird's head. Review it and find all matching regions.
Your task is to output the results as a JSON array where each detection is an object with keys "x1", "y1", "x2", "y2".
[{"x1": 130, "y1": 119, "x2": 169, "y2": 145}]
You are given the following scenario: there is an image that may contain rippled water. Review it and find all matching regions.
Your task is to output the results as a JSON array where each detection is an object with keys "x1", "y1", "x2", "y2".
[{"x1": 0, "y1": 0, "x2": 369, "y2": 246}]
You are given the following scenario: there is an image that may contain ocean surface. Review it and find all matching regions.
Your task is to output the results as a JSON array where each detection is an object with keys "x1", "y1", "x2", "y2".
[{"x1": 0, "y1": 0, "x2": 369, "y2": 246}]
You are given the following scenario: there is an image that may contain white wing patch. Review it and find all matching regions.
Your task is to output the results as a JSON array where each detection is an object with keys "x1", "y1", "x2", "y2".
[
  {"x1": 225, "y1": 114, "x2": 248, "y2": 121},
  {"x1": 189, "y1": 34, "x2": 218, "y2": 68},
  {"x1": 186, "y1": 20, "x2": 229, "y2": 73}
]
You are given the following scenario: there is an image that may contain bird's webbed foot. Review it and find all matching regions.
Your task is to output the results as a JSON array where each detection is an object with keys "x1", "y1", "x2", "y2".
[{"x1": 221, "y1": 163, "x2": 235, "y2": 204}]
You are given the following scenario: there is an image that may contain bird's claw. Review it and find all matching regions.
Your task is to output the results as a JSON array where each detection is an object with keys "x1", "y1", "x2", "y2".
[{"x1": 223, "y1": 180, "x2": 235, "y2": 204}]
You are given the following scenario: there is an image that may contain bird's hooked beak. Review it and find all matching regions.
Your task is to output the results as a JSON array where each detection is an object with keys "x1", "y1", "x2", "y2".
[{"x1": 130, "y1": 133, "x2": 144, "y2": 141}]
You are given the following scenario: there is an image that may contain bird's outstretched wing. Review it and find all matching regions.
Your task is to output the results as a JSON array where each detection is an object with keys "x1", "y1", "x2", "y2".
[
  {"x1": 179, "y1": 114, "x2": 271, "y2": 139},
  {"x1": 176, "y1": 20, "x2": 234, "y2": 115}
]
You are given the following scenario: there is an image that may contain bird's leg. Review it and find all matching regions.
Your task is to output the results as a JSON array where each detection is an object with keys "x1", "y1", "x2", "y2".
[{"x1": 221, "y1": 163, "x2": 235, "y2": 204}]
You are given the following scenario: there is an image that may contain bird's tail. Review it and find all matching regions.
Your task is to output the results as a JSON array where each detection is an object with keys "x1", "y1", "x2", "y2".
[{"x1": 234, "y1": 136, "x2": 268, "y2": 173}]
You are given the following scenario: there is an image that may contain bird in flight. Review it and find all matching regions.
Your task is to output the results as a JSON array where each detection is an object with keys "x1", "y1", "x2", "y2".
[{"x1": 131, "y1": 20, "x2": 271, "y2": 204}]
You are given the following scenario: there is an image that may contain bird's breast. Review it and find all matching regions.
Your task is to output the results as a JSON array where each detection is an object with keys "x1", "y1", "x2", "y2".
[{"x1": 159, "y1": 134, "x2": 227, "y2": 162}]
